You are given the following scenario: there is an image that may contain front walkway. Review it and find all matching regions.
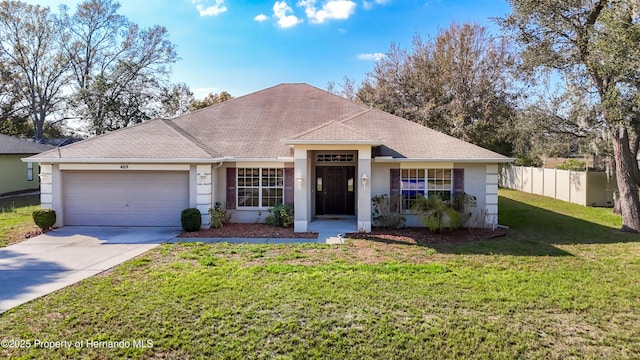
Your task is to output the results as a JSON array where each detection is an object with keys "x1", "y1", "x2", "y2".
[{"x1": 309, "y1": 218, "x2": 358, "y2": 244}]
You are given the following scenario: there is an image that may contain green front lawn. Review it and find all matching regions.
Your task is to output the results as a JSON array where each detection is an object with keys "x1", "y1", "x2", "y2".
[
  {"x1": 0, "y1": 189, "x2": 639, "y2": 359},
  {"x1": 0, "y1": 194, "x2": 40, "y2": 247}
]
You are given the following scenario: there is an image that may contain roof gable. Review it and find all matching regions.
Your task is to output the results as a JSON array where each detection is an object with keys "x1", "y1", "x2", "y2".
[
  {"x1": 171, "y1": 83, "x2": 370, "y2": 158},
  {"x1": 285, "y1": 118, "x2": 383, "y2": 145}
]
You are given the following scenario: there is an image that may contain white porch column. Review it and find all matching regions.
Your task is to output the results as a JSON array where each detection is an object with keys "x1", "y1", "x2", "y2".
[
  {"x1": 357, "y1": 148, "x2": 372, "y2": 232},
  {"x1": 39, "y1": 164, "x2": 53, "y2": 210},
  {"x1": 293, "y1": 148, "x2": 309, "y2": 232},
  {"x1": 196, "y1": 164, "x2": 212, "y2": 228}
]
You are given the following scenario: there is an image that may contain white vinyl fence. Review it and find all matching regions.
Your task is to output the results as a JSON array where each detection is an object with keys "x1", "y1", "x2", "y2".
[{"x1": 499, "y1": 165, "x2": 617, "y2": 207}]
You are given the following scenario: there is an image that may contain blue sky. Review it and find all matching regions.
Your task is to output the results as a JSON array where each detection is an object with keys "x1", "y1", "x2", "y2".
[{"x1": 26, "y1": 0, "x2": 512, "y2": 98}]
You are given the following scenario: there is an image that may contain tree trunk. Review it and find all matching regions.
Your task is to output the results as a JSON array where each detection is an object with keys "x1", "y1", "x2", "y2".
[
  {"x1": 611, "y1": 125, "x2": 640, "y2": 232},
  {"x1": 32, "y1": 115, "x2": 43, "y2": 142}
]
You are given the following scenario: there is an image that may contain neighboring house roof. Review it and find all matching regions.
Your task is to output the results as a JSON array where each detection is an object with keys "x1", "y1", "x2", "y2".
[
  {"x1": 0, "y1": 134, "x2": 54, "y2": 155},
  {"x1": 28, "y1": 83, "x2": 511, "y2": 163},
  {"x1": 39, "y1": 138, "x2": 84, "y2": 147}
]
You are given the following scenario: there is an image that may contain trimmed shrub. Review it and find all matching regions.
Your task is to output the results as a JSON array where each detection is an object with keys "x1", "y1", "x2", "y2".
[
  {"x1": 32, "y1": 209, "x2": 56, "y2": 230},
  {"x1": 265, "y1": 204, "x2": 294, "y2": 228},
  {"x1": 181, "y1": 208, "x2": 202, "y2": 232}
]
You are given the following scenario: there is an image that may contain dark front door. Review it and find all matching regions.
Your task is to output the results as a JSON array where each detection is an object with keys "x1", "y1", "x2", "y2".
[{"x1": 316, "y1": 166, "x2": 355, "y2": 215}]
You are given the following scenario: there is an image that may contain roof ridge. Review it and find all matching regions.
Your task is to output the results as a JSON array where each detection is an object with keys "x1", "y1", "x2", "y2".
[
  {"x1": 333, "y1": 116, "x2": 380, "y2": 141},
  {"x1": 338, "y1": 108, "x2": 373, "y2": 124},
  {"x1": 287, "y1": 120, "x2": 338, "y2": 140},
  {"x1": 163, "y1": 119, "x2": 221, "y2": 158},
  {"x1": 286, "y1": 119, "x2": 381, "y2": 142},
  {"x1": 286, "y1": 108, "x2": 377, "y2": 141}
]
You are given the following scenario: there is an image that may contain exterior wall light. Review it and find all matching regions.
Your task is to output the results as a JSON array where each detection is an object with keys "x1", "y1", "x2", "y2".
[
  {"x1": 296, "y1": 173, "x2": 303, "y2": 188},
  {"x1": 361, "y1": 173, "x2": 369, "y2": 187}
]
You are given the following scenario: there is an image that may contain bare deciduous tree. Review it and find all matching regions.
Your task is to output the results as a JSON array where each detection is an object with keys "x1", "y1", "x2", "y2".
[
  {"x1": 0, "y1": 0, "x2": 69, "y2": 141},
  {"x1": 59, "y1": 0, "x2": 178, "y2": 135}
]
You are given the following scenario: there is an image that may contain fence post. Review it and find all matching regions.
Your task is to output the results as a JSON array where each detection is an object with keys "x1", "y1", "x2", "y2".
[{"x1": 554, "y1": 168, "x2": 557, "y2": 199}]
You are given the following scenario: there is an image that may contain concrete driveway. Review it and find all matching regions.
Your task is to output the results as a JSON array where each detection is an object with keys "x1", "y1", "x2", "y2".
[{"x1": 0, "y1": 226, "x2": 181, "y2": 313}]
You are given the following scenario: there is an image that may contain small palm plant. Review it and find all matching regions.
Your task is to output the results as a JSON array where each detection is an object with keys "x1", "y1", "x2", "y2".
[{"x1": 411, "y1": 194, "x2": 462, "y2": 233}]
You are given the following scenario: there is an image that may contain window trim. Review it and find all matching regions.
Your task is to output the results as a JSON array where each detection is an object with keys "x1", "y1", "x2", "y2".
[
  {"x1": 236, "y1": 167, "x2": 284, "y2": 209},
  {"x1": 400, "y1": 168, "x2": 453, "y2": 212},
  {"x1": 27, "y1": 162, "x2": 34, "y2": 182}
]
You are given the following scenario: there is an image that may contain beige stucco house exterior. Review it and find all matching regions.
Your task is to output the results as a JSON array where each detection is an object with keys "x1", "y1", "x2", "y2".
[
  {"x1": 26, "y1": 83, "x2": 511, "y2": 231},
  {"x1": 0, "y1": 134, "x2": 53, "y2": 196}
]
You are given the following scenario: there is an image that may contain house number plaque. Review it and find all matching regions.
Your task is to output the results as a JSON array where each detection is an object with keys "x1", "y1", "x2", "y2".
[{"x1": 120, "y1": 164, "x2": 129, "y2": 170}]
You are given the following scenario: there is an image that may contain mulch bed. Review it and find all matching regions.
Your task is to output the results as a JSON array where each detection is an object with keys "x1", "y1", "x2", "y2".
[
  {"x1": 347, "y1": 227, "x2": 507, "y2": 245},
  {"x1": 179, "y1": 223, "x2": 507, "y2": 243},
  {"x1": 178, "y1": 223, "x2": 318, "y2": 238},
  {"x1": 24, "y1": 228, "x2": 46, "y2": 239}
]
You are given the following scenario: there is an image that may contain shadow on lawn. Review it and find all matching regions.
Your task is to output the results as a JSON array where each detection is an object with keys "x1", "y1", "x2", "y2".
[{"x1": 355, "y1": 196, "x2": 638, "y2": 257}]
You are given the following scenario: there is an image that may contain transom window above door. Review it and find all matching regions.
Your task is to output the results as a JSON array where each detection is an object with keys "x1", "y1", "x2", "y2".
[{"x1": 316, "y1": 153, "x2": 355, "y2": 163}]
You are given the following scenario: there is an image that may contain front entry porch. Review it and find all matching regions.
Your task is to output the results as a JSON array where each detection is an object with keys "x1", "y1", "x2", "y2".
[
  {"x1": 309, "y1": 217, "x2": 357, "y2": 243},
  {"x1": 291, "y1": 145, "x2": 374, "y2": 233}
]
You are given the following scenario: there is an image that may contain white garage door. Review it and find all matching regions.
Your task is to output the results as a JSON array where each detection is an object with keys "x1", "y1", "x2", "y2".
[{"x1": 63, "y1": 171, "x2": 190, "y2": 226}]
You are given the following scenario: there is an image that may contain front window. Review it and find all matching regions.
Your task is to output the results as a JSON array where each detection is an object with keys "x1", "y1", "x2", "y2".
[
  {"x1": 401, "y1": 168, "x2": 453, "y2": 210},
  {"x1": 427, "y1": 169, "x2": 452, "y2": 201},
  {"x1": 237, "y1": 168, "x2": 283, "y2": 208},
  {"x1": 401, "y1": 169, "x2": 425, "y2": 210}
]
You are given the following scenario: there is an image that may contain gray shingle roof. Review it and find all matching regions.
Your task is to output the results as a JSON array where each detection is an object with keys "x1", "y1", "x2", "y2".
[
  {"x1": 32, "y1": 119, "x2": 214, "y2": 160},
  {"x1": 286, "y1": 119, "x2": 382, "y2": 144},
  {"x1": 28, "y1": 83, "x2": 510, "y2": 162},
  {"x1": 0, "y1": 134, "x2": 54, "y2": 154}
]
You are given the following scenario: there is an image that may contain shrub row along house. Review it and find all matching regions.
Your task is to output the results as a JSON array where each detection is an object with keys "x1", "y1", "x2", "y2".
[{"x1": 25, "y1": 84, "x2": 511, "y2": 232}]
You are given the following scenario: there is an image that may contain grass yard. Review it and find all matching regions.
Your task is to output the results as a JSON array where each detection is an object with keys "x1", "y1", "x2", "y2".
[
  {"x1": 0, "y1": 194, "x2": 40, "y2": 247},
  {"x1": 1, "y1": 189, "x2": 639, "y2": 359}
]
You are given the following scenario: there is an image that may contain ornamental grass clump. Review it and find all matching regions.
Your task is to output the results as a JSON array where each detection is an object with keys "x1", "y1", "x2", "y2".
[{"x1": 411, "y1": 195, "x2": 462, "y2": 233}]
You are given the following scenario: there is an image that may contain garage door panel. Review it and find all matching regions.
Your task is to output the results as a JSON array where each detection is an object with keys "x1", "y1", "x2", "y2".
[{"x1": 63, "y1": 171, "x2": 189, "y2": 226}]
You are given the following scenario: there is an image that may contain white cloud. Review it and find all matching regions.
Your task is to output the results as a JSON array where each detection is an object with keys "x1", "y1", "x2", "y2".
[
  {"x1": 357, "y1": 52, "x2": 385, "y2": 61},
  {"x1": 299, "y1": 0, "x2": 356, "y2": 23},
  {"x1": 363, "y1": 0, "x2": 389, "y2": 10},
  {"x1": 193, "y1": 0, "x2": 227, "y2": 16},
  {"x1": 273, "y1": 1, "x2": 303, "y2": 28},
  {"x1": 254, "y1": 13, "x2": 269, "y2": 22}
]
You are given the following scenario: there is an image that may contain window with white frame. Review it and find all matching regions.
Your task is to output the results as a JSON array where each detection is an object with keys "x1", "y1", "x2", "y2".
[
  {"x1": 401, "y1": 169, "x2": 425, "y2": 210},
  {"x1": 400, "y1": 168, "x2": 453, "y2": 210},
  {"x1": 237, "y1": 168, "x2": 284, "y2": 208},
  {"x1": 27, "y1": 162, "x2": 34, "y2": 181},
  {"x1": 427, "y1": 169, "x2": 452, "y2": 201}
]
